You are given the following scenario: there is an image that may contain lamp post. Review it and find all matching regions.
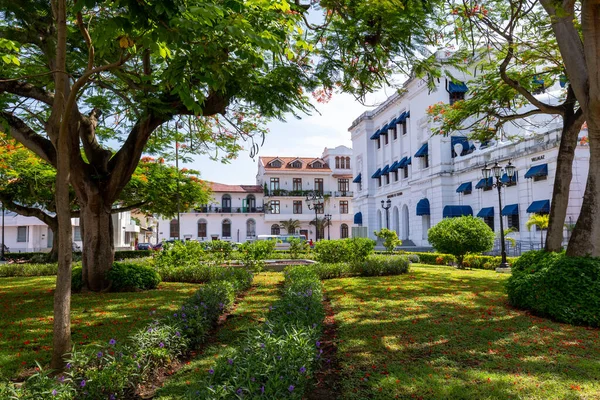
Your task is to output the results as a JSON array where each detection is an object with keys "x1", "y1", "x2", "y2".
[
  {"x1": 324, "y1": 214, "x2": 332, "y2": 240},
  {"x1": 381, "y1": 199, "x2": 391, "y2": 229},
  {"x1": 305, "y1": 191, "x2": 324, "y2": 242},
  {"x1": 0, "y1": 203, "x2": 5, "y2": 262},
  {"x1": 482, "y1": 161, "x2": 516, "y2": 270}
]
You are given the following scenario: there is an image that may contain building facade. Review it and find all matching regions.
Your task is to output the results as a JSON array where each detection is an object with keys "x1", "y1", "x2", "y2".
[{"x1": 350, "y1": 71, "x2": 589, "y2": 253}]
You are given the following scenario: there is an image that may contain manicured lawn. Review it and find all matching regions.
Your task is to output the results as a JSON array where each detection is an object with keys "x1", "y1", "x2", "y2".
[
  {"x1": 0, "y1": 276, "x2": 200, "y2": 380},
  {"x1": 324, "y1": 264, "x2": 600, "y2": 399},
  {"x1": 156, "y1": 272, "x2": 284, "y2": 399}
]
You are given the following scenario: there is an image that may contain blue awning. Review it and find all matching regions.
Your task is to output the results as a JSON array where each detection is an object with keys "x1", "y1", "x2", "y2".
[
  {"x1": 502, "y1": 204, "x2": 519, "y2": 216},
  {"x1": 416, "y1": 199, "x2": 430, "y2": 216},
  {"x1": 524, "y1": 164, "x2": 548, "y2": 179},
  {"x1": 397, "y1": 156, "x2": 408, "y2": 168},
  {"x1": 477, "y1": 207, "x2": 494, "y2": 218},
  {"x1": 533, "y1": 76, "x2": 544, "y2": 85},
  {"x1": 456, "y1": 182, "x2": 472, "y2": 193},
  {"x1": 406, "y1": 157, "x2": 412, "y2": 165},
  {"x1": 395, "y1": 111, "x2": 407, "y2": 123},
  {"x1": 381, "y1": 164, "x2": 391, "y2": 175},
  {"x1": 527, "y1": 200, "x2": 550, "y2": 214},
  {"x1": 406, "y1": 111, "x2": 410, "y2": 118},
  {"x1": 370, "y1": 129, "x2": 381, "y2": 140},
  {"x1": 443, "y1": 205, "x2": 473, "y2": 218},
  {"x1": 389, "y1": 161, "x2": 400, "y2": 172},
  {"x1": 451, "y1": 136, "x2": 470, "y2": 156},
  {"x1": 414, "y1": 143, "x2": 429, "y2": 158},
  {"x1": 371, "y1": 168, "x2": 382, "y2": 179},
  {"x1": 501, "y1": 171, "x2": 518, "y2": 184},
  {"x1": 449, "y1": 81, "x2": 468, "y2": 93},
  {"x1": 353, "y1": 212, "x2": 363, "y2": 225},
  {"x1": 475, "y1": 177, "x2": 493, "y2": 189},
  {"x1": 353, "y1": 173, "x2": 362, "y2": 183}
]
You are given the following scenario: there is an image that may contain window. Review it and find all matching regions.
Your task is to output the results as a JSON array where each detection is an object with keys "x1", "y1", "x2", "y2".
[
  {"x1": 392, "y1": 125, "x2": 398, "y2": 140},
  {"x1": 385, "y1": 174, "x2": 390, "y2": 185},
  {"x1": 483, "y1": 185, "x2": 493, "y2": 192},
  {"x1": 377, "y1": 138, "x2": 381, "y2": 149},
  {"x1": 293, "y1": 178, "x2": 302, "y2": 192},
  {"x1": 17, "y1": 226, "x2": 28, "y2": 242},
  {"x1": 74, "y1": 226, "x2": 82, "y2": 241},
  {"x1": 222, "y1": 219, "x2": 231, "y2": 238},
  {"x1": 293, "y1": 200, "x2": 302, "y2": 214},
  {"x1": 377, "y1": 177, "x2": 382, "y2": 187},
  {"x1": 402, "y1": 121, "x2": 407, "y2": 135},
  {"x1": 246, "y1": 219, "x2": 256, "y2": 238},
  {"x1": 246, "y1": 195, "x2": 256, "y2": 211},
  {"x1": 340, "y1": 201, "x2": 349, "y2": 214},
  {"x1": 269, "y1": 160, "x2": 282, "y2": 168},
  {"x1": 314, "y1": 178, "x2": 324, "y2": 194},
  {"x1": 270, "y1": 200, "x2": 280, "y2": 214},
  {"x1": 483, "y1": 216, "x2": 494, "y2": 231},
  {"x1": 198, "y1": 219, "x2": 207, "y2": 238},
  {"x1": 124, "y1": 231, "x2": 131, "y2": 245},
  {"x1": 312, "y1": 161, "x2": 323, "y2": 168},
  {"x1": 507, "y1": 214, "x2": 520, "y2": 231},
  {"x1": 290, "y1": 160, "x2": 302, "y2": 168},
  {"x1": 533, "y1": 175, "x2": 547, "y2": 182},
  {"x1": 335, "y1": 157, "x2": 340, "y2": 169},
  {"x1": 384, "y1": 133, "x2": 389, "y2": 145},
  {"x1": 340, "y1": 157, "x2": 345, "y2": 169},
  {"x1": 358, "y1": 181, "x2": 362, "y2": 191},
  {"x1": 449, "y1": 91, "x2": 465, "y2": 105},
  {"x1": 403, "y1": 166, "x2": 409, "y2": 179},
  {"x1": 338, "y1": 179, "x2": 349, "y2": 193},
  {"x1": 341, "y1": 224, "x2": 349, "y2": 239},
  {"x1": 422, "y1": 154, "x2": 429, "y2": 169},
  {"x1": 271, "y1": 224, "x2": 281, "y2": 235},
  {"x1": 270, "y1": 178, "x2": 280, "y2": 191},
  {"x1": 464, "y1": 189, "x2": 472, "y2": 196},
  {"x1": 222, "y1": 194, "x2": 232, "y2": 212},
  {"x1": 394, "y1": 171, "x2": 399, "y2": 182},
  {"x1": 170, "y1": 219, "x2": 179, "y2": 238},
  {"x1": 346, "y1": 157, "x2": 351, "y2": 169}
]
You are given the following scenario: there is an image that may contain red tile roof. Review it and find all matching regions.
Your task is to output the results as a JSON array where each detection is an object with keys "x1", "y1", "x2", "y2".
[
  {"x1": 259, "y1": 156, "x2": 331, "y2": 171},
  {"x1": 208, "y1": 182, "x2": 263, "y2": 193}
]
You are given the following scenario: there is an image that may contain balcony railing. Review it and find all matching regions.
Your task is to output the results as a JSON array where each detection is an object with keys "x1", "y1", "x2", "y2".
[
  {"x1": 194, "y1": 206, "x2": 265, "y2": 214},
  {"x1": 264, "y1": 189, "x2": 334, "y2": 197},
  {"x1": 334, "y1": 191, "x2": 354, "y2": 197}
]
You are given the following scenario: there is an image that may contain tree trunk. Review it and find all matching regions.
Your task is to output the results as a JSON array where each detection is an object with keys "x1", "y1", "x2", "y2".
[
  {"x1": 80, "y1": 196, "x2": 114, "y2": 292},
  {"x1": 47, "y1": 224, "x2": 58, "y2": 262},
  {"x1": 567, "y1": 122, "x2": 600, "y2": 257},
  {"x1": 545, "y1": 115, "x2": 583, "y2": 251}
]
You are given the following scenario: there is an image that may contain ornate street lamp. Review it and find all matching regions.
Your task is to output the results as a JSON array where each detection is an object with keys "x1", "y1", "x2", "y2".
[
  {"x1": 482, "y1": 161, "x2": 516, "y2": 270},
  {"x1": 324, "y1": 214, "x2": 332, "y2": 240},
  {"x1": 305, "y1": 191, "x2": 324, "y2": 242},
  {"x1": 381, "y1": 199, "x2": 392, "y2": 229}
]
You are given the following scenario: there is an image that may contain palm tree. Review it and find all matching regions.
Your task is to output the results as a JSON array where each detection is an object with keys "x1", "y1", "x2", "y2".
[
  {"x1": 279, "y1": 219, "x2": 301, "y2": 235},
  {"x1": 309, "y1": 217, "x2": 332, "y2": 240},
  {"x1": 526, "y1": 213, "x2": 550, "y2": 249}
]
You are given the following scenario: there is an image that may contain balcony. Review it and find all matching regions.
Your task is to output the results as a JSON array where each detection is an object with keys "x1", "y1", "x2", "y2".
[
  {"x1": 264, "y1": 189, "x2": 332, "y2": 197},
  {"x1": 193, "y1": 206, "x2": 265, "y2": 214},
  {"x1": 334, "y1": 191, "x2": 354, "y2": 197}
]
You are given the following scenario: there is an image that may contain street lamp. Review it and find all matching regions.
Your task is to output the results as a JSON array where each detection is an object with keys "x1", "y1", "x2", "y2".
[
  {"x1": 381, "y1": 199, "x2": 391, "y2": 229},
  {"x1": 324, "y1": 213, "x2": 332, "y2": 240},
  {"x1": 482, "y1": 161, "x2": 516, "y2": 270},
  {"x1": 305, "y1": 191, "x2": 324, "y2": 242}
]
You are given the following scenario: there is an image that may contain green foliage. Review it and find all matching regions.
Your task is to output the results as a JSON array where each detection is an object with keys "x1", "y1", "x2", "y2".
[
  {"x1": 403, "y1": 252, "x2": 456, "y2": 265},
  {"x1": 427, "y1": 216, "x2": 495, "y2": 266},
  {"x1": 154, "y1": 240, "x2": 205, "y2": 270},
  {"x1": 107, "y1": 262, "x2": 161, "y2": 291},
  {"x1": 406, "y1": 254, "x2": 420, "y2": 263},
  {"x1": 114, "y1": 250, "x2": 153, "y2": 260},
  {"x1": 288, "y1": 238, "x2": 308, "y2": 259},
  {"x1": 71, "y1": 266, "x2": 84, "y2": 292},
  {"x1": 237, "y1": 240, "x2": 276, "y2": 271},
  {"x1": 312, "y1": 263, "x2": 351, "y2": 279},
  {"x1": 374, "y1": 228, "x2": 402, "y2": 253},
  {"x1": 279, "y1": 219, "x2": 301, "y2": 234},
  {"x1": 463, "y1": 254, "x2": 518, "y2": 270},
  {"x1": 507, "y1": 251, "x2": 600, "y2": 327},
  {"x1": 526, "y1": 213, "x2": 550, "y2": 248},
  {"x1": 204, "y1": 240, "x2": 234, "y2": 263},
  {"x1": 352, "y1": 255, "x2": 410, "y2": 277},
  {"x1": 313, "y1": 238, "x2": 375, "y2": 263},
  {"x1": 0, "y1": 262, "x2": 58, "y2": 277}
]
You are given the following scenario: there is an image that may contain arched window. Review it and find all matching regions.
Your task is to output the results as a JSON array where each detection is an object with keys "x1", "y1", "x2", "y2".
[
  {"x1": 271, "y1": 224, "x2": 281, "y2": 235},
  {"x1": 246, "y1": 195, "x2": 256, "y2": 211},
  {"x1": 222, "y1": 194, "x2": 231, "y2": 212},
  {"x1": 341, "y1": 224, "x2": 349, "y2": 239},
  {"x1": 170, "y1": 219, "x2": 179, "y2": 238},
  {"x1": 197, "y1": 219, "x2": 207, "y2": 238},
  {"x1": 222, "y1": 219, "x2": 231, "y2": 238},
  {"x1": 346, "y1": 157, "x2": 351, "y2": 169},
  {"x1": 246, "y1": 219, "x2": 256, "y2": 238},
  {"x1": 335, "y1": 156, "x2": 340, "y2": 168}
]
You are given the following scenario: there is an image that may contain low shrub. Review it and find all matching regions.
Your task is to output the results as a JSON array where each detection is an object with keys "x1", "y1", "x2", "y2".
[
  {"x1": 313, "y1": 238, "x2": 375, "y2": 264},
  {"x1": 352, "y1": 255, "x2": 410, "y2": 277},
  {"x1": 204, "y1": 240, "x2": 234, "y2": 262},
  {"x1": 114, "y1": 250, "x2": 153, "y2": 260},
  {"x1": 374, "y1": 228, "x2": 402, "y2": 253},
  {"x1": 71, "y1": 266, "x2": 84, "y2": 292},
  {"x1": 506, "y1": 251, "x2": 600, "y2": 327},
  {"x1": 0, "y1": 262, "x2": 58, "y2": 277},
  {"x1": 3, "y1": 252, "x2": 49, "y2": 262},
  {"x1": 155, "y1": 240, "x2": 205, "y2": 270},
  {"x1": 463, "y1": 254, "x2": 518, "y2": 270},
  {"x1": 288, "y1": 237, "x2": 308, "y2": 259},
  {"x1": 237, "y1": 240, "x2": 276, "y2": 271},
  {"x1": 345, "y1": 237, "x2": 376, "y2": 263},
  {"x1": 107, "y1": 262, "x2": 161, "y2": 291},
  {"x1": 312, "y1": 263, "x2": 350, "y2": 279},
  {"x1": 406, "y1": 252, "x2": 456, "y2": 265},
  {"x1": 406, "y1": 254, "x2": 420, "y2": 263}
]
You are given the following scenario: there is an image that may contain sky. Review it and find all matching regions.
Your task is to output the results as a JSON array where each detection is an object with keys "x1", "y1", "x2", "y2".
[{"x1": 185, "y1": 88, "x2": 394, "y2": 185}]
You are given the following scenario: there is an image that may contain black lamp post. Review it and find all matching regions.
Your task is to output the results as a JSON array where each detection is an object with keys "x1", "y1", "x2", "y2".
[
  {"x1": 324, "y1": 214, "x2": 332, "y2": 240},
  {"x1": 482, "y1": 161, "x2": 516, "y2": 270},
  {"x1": 381, "y1": 199, "x2": 391, "y2": 229},
  {"x1": 305, "y1": 191, "x2": 324, "y2": 242}
]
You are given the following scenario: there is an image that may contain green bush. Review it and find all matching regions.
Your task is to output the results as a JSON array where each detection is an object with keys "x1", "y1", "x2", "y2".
[
  {"x1": 463, "y1": 254, "x2": 518, "y2": 270},
  {"x1": 107, "y1": 262, "x2": 161, "y2": 291},
  {"x1": 374, "y1": 228, "x2": 402, "y2": 253},
  {"x1": 406, "y1": 254, "x2": 420, "y2": 263},
  {"x1": 427, "y1": 215, "x2": 495, "y2": 267},
  {"x1": 0, "y1": 262, "x2": 58, "y2": 277},
  {"x1": 312, "y1": 263, "x2": 351, "y2": 279},
  {"x1": 72, "y1": 265, "x2": 84, "y2": 292},
  {"x1": 352, "y1": 255, "x2": 410, "y2": 276},
  {"x1": 346, "y1": 237, "x2": 376, "y2": 263},
  {"x1": 404, "y1": 252, "x2": 456, "y2": 265},
  {"x1": 204, "y1": 240, "x2": 234, "y2": 262},
  {"x1": 155, "y1": 240, "x2": 205, "y2": 270},
  {"x1": 114, "y1": 250, "x2": 153, "y2": 260},
  {"x1": 3, "y1": 252, "x2": 49, "y2": 262},
  {"x1": 313, "y1": 238, "x2": 375, "y2": 264},
  {"x1": 237, "y1": 240, "x2": 276, "y2": 270},
  {"x1": 506, "y1": 251, "x2": 600, "y2": 327},
  {"x1": 288, "y1": 237, "x2": 307, "y2": 259}
]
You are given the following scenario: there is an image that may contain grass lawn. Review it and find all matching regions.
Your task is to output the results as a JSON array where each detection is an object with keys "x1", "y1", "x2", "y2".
[
  {"x1": 0, "y1": 276, "x2": 200, "y2": 380},
  {"x1": 324, "y1": 264, "x2": 600, "y2": 400},
  {"x1": 155, "y1": 272, "x2": 284, "y2": 399}
]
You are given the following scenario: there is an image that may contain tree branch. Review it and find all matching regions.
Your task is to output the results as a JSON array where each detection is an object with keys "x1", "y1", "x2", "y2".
[
  {"x1": 0, "y1": 195, "x2": 58, "y2": 228},
  {"x1": 0, "y1": 80, "x2": 54, "y2": 105},
  {"x1": 0, "y1": 111, "x2": 57, "y2": 166}
]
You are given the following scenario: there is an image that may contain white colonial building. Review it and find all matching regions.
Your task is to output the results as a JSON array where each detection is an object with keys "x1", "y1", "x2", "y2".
[
  {"x1": 350, "y1": 71, "x2": 589, "y2": 253},
  {"x1": 154, "y1": 146, "x2": 355, "y2": 243}
]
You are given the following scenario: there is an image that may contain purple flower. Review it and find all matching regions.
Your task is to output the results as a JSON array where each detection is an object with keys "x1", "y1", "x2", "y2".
[
  {"x1": 260, "y1": 386, "x2": 265, "y2": 394},
  {"x1": 259, "y1": 343, "x2": 265, "y2": 348},
  {"x1": 228, "y1": 358, "x2": 233, "y2": 365},
  {"x1": 250, "y1": 377, "x2": 255, "y2": 382},
  {"x1": 109, "y1": 338, "x2": 116, "y2": 345},
  {"x1": 58, "y1": 375, "x2": 65, "y2": 383},
  {"x1": 159, "y1": 342, "x2": 165, "y2": 348},
  {"x1": 288, "y1": 385, "x2": 295, "y2": 392},
  {"x1": 52, "y1": 389, "x2": 57, "y2": 396},
  {"x1": 208, "y1": 368, "x2": 214, "y2": 374},
  {"x1": 299, "y1": 366, "x2": 306, "y2": 373},
  {"x1": 236, "y1": 388, "x2": 243, "y2": 395},
  {"x1": 109, "y1": 395, "x2": 116, "y2": 400},
  {"x1": 97, "y1": 351, "x2": 103, "y2": 358},
  {"x1": 316, "y1": 341, "x2": 321, "y2": 348},
  {"x1": 175, "y1": 332, "x2": 181, "y2": 337},
  {"x1": 80, "y1": 380, "x2": 86, "y2": 388}
]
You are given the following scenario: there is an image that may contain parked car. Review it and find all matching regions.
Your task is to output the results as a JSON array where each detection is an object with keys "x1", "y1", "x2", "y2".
[
  {"x1": 136, "y1": 243, "x2": 152, "y2": 250},
  {"x1": 153, "y1": 239, "x2": 184, "y2": 251}
]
